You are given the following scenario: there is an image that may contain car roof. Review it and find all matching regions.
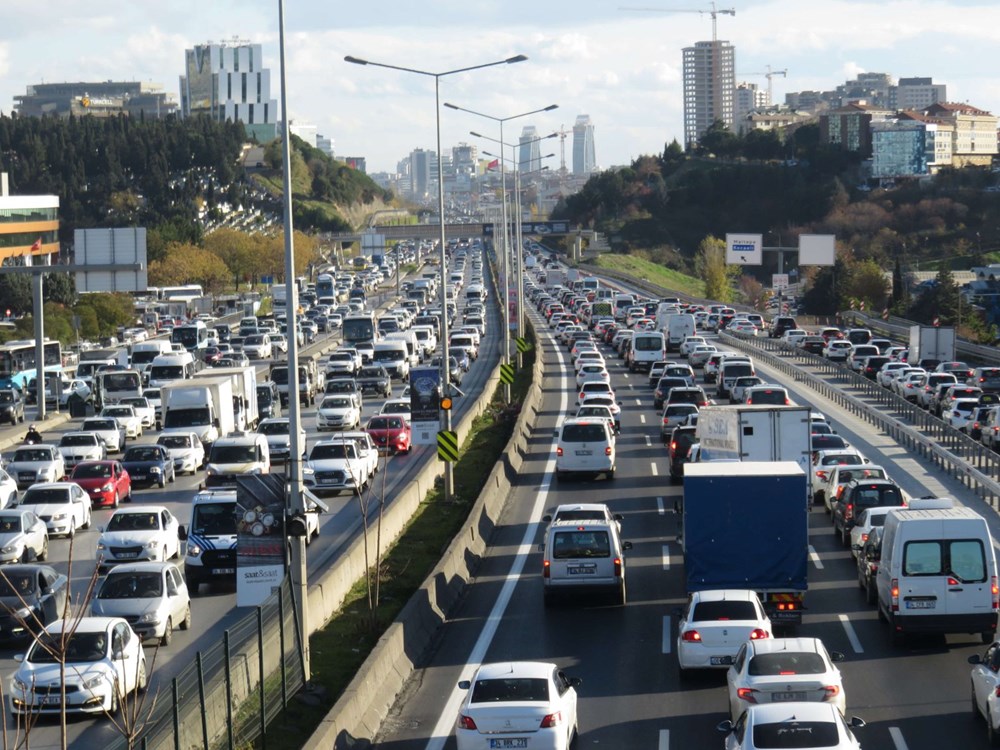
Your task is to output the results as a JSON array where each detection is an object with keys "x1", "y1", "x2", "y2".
[
  {"x1": 553, "y1": 503, "x2": 610, "y2": 514},
  {"x1": 744, "y1": 701, "x2": 840, "y2": 723},
  {"x1": 747, "y1": 636, "x2": 824, "y2": 656},
  {"x1": 102, "y1": 561, "x2": 177, "y2": 575},
  {"x1": 44, "y1": 616, "x2": 122, "y2": 635},
  {"x1": 111, "y1": 505, "x2": 169, "y2": 515},
  {"x1": 691, "y1": 589, "x2": 759, "y2": 602}
]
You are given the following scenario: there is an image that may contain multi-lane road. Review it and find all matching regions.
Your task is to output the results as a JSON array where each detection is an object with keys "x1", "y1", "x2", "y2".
[
  {"x1": 0, "y1": 256, "x2": 503, "y2": 747},
  {"x1": 373, "y1": 274, "x2": 1000, "y2": 749}
]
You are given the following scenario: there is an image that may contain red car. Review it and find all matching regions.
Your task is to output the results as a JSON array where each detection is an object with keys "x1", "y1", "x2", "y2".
[
  {"x1": 69, "y1": 460, "x2": 131, "y2": 509},
  {"x1": 366, "y1": 415, "x2": 412, "y2": 454}
]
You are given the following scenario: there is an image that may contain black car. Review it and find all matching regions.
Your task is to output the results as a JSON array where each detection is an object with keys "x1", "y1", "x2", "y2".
[
  {"x1": 0, "y1": 564, "x2": 67, "y2": 641},
  {"x1": 653, "y1": 377, "x2": 690, "y2": 410},
  {"x1": 121, "y1": 444, "x2": 176, "y2": 488},
  {"x1": 257, "y1": 381, "x2": 282, "y2": 420},
  {"x1": 769, "y1": 316, "x2": 797, "y2": 338},
  {"x1": 668, "y1": 425, "x2": 698, "y2": 482},
  {"x1": 356, "y1": 366, "x2": 392, "y2": 398},
  {"x1": 799, "y1": 336, "x2": 826, "y2": 355},
  {"x1": 811, "y1": 434, "x2": 849, "y2": 452},
  {"x1": 856, "y1": 526, "x2": 883, "y2": 605},
  {"x1": 0, "y1": 389, "x2": 25, "y2": 426},
  {"x1": 832, "y1": 479, "x2": 905, "y2": 546},
  {"x1": 862, "y1": 356, "x2": 891, "y2": 380}
]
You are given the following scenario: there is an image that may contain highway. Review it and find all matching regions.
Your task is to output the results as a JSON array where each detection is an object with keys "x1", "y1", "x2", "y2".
[
  {"x1": 372, "y1": 276, "x2": 1000, "y2": 749},
  {"x1": 0, "y1": 254, "x2": 503, "y2": 748}
]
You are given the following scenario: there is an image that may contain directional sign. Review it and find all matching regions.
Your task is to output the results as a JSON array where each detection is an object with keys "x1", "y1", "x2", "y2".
[
  {"x1": 437, "y1": 430, "x2": 459, "y2": 462},
  {"x1": 500, "y1": 363, "x2": 516, "y2": 384},
  {"x1": 726, "y1": 234, "x2": 763, "y2": 266},
  {"x1": 772, "y1": 274, "x2": 789, "y2": 291}
]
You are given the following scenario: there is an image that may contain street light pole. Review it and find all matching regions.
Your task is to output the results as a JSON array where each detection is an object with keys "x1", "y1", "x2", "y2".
[{"x1": 346, "y1": 53, "x2": 527, "y2": 500}]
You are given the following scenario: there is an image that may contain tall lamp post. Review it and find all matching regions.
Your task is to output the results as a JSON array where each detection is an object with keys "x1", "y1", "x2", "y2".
[
  {"x1": 345, "y1": 53, "x2": 527, "y2": 500},
  {"x1": 445, "y1": 103, "x2": 558, "y2": 399}
]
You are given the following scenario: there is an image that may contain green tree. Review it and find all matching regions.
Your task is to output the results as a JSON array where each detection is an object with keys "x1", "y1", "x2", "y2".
[
  {"x1": 75, "y1": 293, "x2": 136, "y2": 337},
  {"x1": 843, "y1": 258, "x2": 890, "y2": 312},
  {"x1": 0, "y1": 275, "x2": 32, "y2": 315},
  {"x1": 696, "y1": 236, "x2": 732, "y2": 302},
  {"x1": 44, "y1": 272, "x2": 77, "y2": 306}
]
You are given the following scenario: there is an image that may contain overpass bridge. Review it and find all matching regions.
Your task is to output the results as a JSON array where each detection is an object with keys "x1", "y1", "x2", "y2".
[{"x1": 327, "y1": 220, "x2": 576, "y2": 244}]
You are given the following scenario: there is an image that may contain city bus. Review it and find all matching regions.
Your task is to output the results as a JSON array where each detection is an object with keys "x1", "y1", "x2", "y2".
[
  {"x1": 171, "y1": 321, "x2": 210, "y2": 353},
  {"x1": 0, "y1": 339, "x2": 63, "y2": 390},
  {"x1": 342, "y1": 312, "x2": 378, "y2": 346},
  {"x1": 316, "y1": 274, "x2": 336, "y2": 304},
  {"x1": 160, "y1": 285, "x2": 205, "y2": 303}
]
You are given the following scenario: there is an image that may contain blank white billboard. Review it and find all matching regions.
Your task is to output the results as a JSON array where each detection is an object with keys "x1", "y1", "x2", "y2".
[
  {"x1": 799, "y1": 234, "x2": 836, "y2": 266},
  {"x1": 726, "y1": 234, "x2": 763, "y2": 266},
  {"x1": 74, "y1": 228, "x2": 148, "y2": 293}
]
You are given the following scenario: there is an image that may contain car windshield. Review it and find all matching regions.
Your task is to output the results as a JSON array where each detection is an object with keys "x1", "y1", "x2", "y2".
[
  {"x1": 360, "y1": 368, "x2": 384, "y2": 378},
  {"x1": 310, "y1": 444, "x2": 354, "y2": 460},
  {"x1": 382, "y1": 403, "x2": 408, "y2": 414},
  {"x1": 690, "y1": 601, "x2": 757, "y2": 621},
  {"x1": 553, "y1": 509, "x2": 607, "y2": 523},
  {"x1": 749, "y1": 652, "x2": 826, "y2": 676},
  {"x1": 29, "y1": 632, "x2": 107, "y2": 664},
  {"x1": 60, "y1": 435, "x2": 96, "y2": 447},
  {"x1": 210, "y1": 446, "x2": 256, "y2": 463},
  {"x1": 82, "y1": 420, "x2": 116, "y2": 431},
  {"x1": 0, "y1": 515, "x2": 23, "y2": 533},
  {"x1": 163, "y1": 408, "x2": 210, "y2": 428},
  {"x1": 321, "y1": 398, "x2": 351, "y2": 409},
  {"x1": 99, "y1": 571, "x2": 163, "y2": 599},
  {"x1": 0, "y1": 571, "x2": 33, "y2": 596},
  {"x1": 124, "y1": 447, "x2": 162, "y2": 462},
  {"x1": 192, "y1": 503, "x2": 236, "y2": 535},
  {"x1": 73, "y1": 463, "x2": 113, "y2": 479},
  {"x1": 158, "y1": 436, "x2": 192, "y2": 449},
  {"x1": 21, "y1": 489, "x2": 70, "y2": 505},
  {"x1": 107, "y1": 512, "x2": 160, "y2": 531},
  {"x1": 752, "y1": 721, "x2": 839, "y2": 748},
  {"x1": 258, "y1": 422, "x2": 289, "y2": 436},
  {"x1": 470, "y1": 677, "x2": 550, "y2": 703},
  {"x1": 14, "y1": 449, "x2": 53, "y2": 462}
]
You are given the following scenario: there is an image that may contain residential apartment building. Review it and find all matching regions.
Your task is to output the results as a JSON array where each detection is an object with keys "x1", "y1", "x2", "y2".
[
  {"x1": 820, "y1": 103, "x2": 894, "y2": 156},
  {"x1": 733, "y1": 82, "x2": 768, "y2": 134},
  {"x1": 893, "y1": 77, "x2": 946, "y2": 111},
  {"x1": 923, "y1": 102, "x2": 998, "y2": 167},
  {"x1": 682, "y1": 40, "x2": 736, "y2": 147}
]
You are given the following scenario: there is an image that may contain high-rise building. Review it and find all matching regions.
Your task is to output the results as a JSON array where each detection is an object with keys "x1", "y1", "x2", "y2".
[
  {"x1": 894, "y1": 77, "x2": 947, "y2": 112},
  {"x1": 179, "y1": 39, "x2": 278, "y2": 142},
  {"x1": 682, "y1": 40, "x2": 736, "y2": 147},
  {"x1": 519, "y1": 126, "x2": 542, "y2": 172},
  {"x1": 316, "y1": 134, "x2": 334, "y2": 159},
  {"x1": 452, "y1": 143, "x2": 478, "y2": 177},
  {"x1": 572, "y1": 115, "x2": 597, "y2": 175},
  {"x1": 733, "y1": 83, "x2": 768, "y2": 134},
  {"x1": 410, "y1": 148, "x2": 434, "y2": 199}
]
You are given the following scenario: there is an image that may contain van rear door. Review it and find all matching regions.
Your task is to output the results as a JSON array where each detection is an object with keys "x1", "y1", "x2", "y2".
[{"x1": 900, "y1": 528, "x2": 993, "y2": 620}]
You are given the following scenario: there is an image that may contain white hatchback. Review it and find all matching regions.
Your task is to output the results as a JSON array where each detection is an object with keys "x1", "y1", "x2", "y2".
[
  {"x1": 677, "y1": 589, "x2": 772, "y2": 672},
  {"x1": 555, "y1": 419, "x2": 616, "y2": 480}
]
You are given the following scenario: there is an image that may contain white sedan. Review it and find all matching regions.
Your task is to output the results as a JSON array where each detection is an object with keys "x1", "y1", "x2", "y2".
[
  {"x1": 315, "y1": 396, "x2": 362, "y2": 432},
  {"x1": 81, "y1": 417, "x2": 125, "y2": 453},
  {"x1": 679, "y1": 335, "x2": 707, "y2": 357},
  {"x1": 970, "y1": 640, "x2": 1000, "y2": 743},
  {"x1": 726, "y1": 637, "x2": 846, "y2": 721},
  {"x1": 575, "y1": 364, "x2": 611, "y2": 388},
  {"x1": 0, "y1": 469, "x2": 17, "y2": 510},
  {"x1": 91, "y1": 561, "x2": 191, "y2": 646},
  {"x1": 156, "y1": 432, "x2": 205, "y2": 475},
  {"x1": 96, "y1": 505, "x2": 182, "y2": 572},
  {"x1": 6, "y1": 446, "x2": 66, "y2": 490},
  {"x1": 717, "y1": 702, "x2": 865, "y2": 750},
  {"x1": 455, "y1": 661, "x2": 581, "y2": 750},
  {"x1": 16, "y1": 482, "x2": 92, "y2": 538},
  {"x1": 101, "y1": 405, "x2": 143, "y2": 439},
  {"x1": 120, "y1": 397, "x2": 155, "y2": 428},
  {"x1": 677, "y1": 589, "x2": 772, "y2": 673}
]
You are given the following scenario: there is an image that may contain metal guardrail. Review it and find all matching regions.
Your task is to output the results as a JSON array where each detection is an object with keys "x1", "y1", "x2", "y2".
[{"x1": 721, "y1": 332, "x2": 1000, "y2": 508}]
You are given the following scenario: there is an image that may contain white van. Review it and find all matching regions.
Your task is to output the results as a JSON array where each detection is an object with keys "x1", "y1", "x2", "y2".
[
  {"x1": 555, "y1": 418, "x2": 616, "y2": 480},
  {"x1": 203, "y1": 433, "x2": 271, "y2": 489},
  {"x1": 386, "y1": 330, "x2": 420, "y2": 366},
  {"x1": 130, "y1": 340, "x2": 174, "y2": 375},
  {"x1": 876, "y1": 498, "x2": 998, "y2": 644},
  {"x1": 465, "y1": 284, "x2": 486, "y2": 303},
  {"x1": 628, "y1": 331, "x2": 666, "y2": 373},
  {"x1": 147, "y1": 352, "x2": 197, "y2": 389},
  {"x1": 666, "y1": 314, "x2": 697, "y2": 352},
  {"x1": 372, "y1": 341, "x2": 411, "y2": 381},
  {"x1": 718, "y1": 359, "x2": 756, "y2": 400},
  {"x1": 410, "y1": 325, "x2": 438, "y2": 359}
]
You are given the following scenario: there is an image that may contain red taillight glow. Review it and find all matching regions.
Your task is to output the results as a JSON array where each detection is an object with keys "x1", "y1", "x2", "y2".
[
  {"x1": 749, "y1": 628, "x2": 770, "y2": 640},
  {"x1": 891, "y1": 578, "x2": 899, "y2": 612},
  {"x1": 670, "y1": 441, "x2": 677, "y2": 451},
  {"x1": 681, "y1": 630, "x2": 701, "y2": 642},
  {"x1": 543, "y1": 560, "x2": 550, "y2": 578},
  {"x1": 736, "y1": 687, "x2": 758, "y2": 702},
  {"x1": 556, "y1": 446, "x2": 563, "y2": 457},
  {"x1": 861, "y1": 533, "x2": 869, "y2": 543},
  {"x1": 845, "y1": 503, "x2": 854, "y2": 521},
  {"x1": 992, "y1": 576, "x2": 999, "y2": 610},
  {"x1": 823, "y1": 686, "x2": 841, "y2": 699},
  {"x1": 775, "y1": 601, "x2": 797, "y2": 611},
  {"x1": 540, "y1": 711, "x2": 562, "y2": 728},
  {"x1": 458, "y1": 715, "x2": 478, "y2": 730},
  {"x1": 605, "y1": 446, "x2": 613, "y2": 456}
]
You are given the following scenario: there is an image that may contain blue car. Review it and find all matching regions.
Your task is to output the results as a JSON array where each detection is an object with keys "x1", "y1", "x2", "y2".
[{"x1": 121, "y1": 444, "x2": 176, "y2": 489}]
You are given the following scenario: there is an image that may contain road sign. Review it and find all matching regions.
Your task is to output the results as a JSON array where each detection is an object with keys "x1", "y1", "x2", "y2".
[
  {"x1": 409, "y1": 366, "x2": 441, "y2": 446},
  {"x1": 515, "y1": 337, "x2": 531, "y2": 353},
  {"x1": 437, "y1": 430, "x2": 459, "y2": 462},
  {"x1": 772, "y1": 274, "x2": 789, "y2": 291},
  {"x1": 500, "y1": 363, "x2": 515, "y2": 384},
  {"x1": 725, "y1": 234, "x2": 763, "y2": 266}
]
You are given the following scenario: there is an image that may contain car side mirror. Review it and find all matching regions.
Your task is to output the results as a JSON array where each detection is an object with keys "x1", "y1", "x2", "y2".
[
  {"x1": 13, "y1": 654, "x2": 23, "y2": 663},
  {"x1": 178, "y1": 525, "x2": 188, "y2": 541},
  {"x1": 567, "y1": 676, "x2": 583, "y2": 687},
  {"x1": 622, "y1": 541, "x2": 633, "y2": 551},
  {"x1": 829, "y1": 650, "x2": 845, "y2": 662},
  {"x1": 716, "y1": 719, "x2": 734, "y2": 734},
  {"x1": 969, "y1": 654, "x2": 985, "y2": 665},
  {"x1": 542, "y1": 515, "x2": 552, "y2": 523},
  {"x1": 614, "y1": 514, "x2": 624, "y2": 521},
  {"x1": 457, "y1": 680, "x2": 471, "y2": 690},
  {"x1": 849, "y1": 717, "x2": 866, "y2": 729}
]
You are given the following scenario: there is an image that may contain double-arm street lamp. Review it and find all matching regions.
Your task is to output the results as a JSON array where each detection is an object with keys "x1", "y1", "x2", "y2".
[
  {"x1": 345, "y1": 53, "x2": 527, "y2": 499},
  {"x1": 444, "y1": 103, "x2": 558, "y2": 398}
]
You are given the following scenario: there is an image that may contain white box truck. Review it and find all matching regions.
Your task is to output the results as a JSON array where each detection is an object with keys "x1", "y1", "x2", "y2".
[
  {"x1": 908, "y1": 325, "x2": 956, "y2": 369},
  {"x1": 194, "y1": 366, "x2": 259, "y2": 431},
  {"x1": 159, "y1": 377, "x2": 236, "y2": 450}
]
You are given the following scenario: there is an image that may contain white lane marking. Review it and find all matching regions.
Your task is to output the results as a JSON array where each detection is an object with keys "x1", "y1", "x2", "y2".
[
  {"x1": 888, "y1": 727, "x2": 908, "y2": 750},
  {"x1": 662, "y1": 544, "x2": 671, "y2": 570},
  {"x1": 635, "y1": 398, "x2": 642, "y2": 406},
  {"x1": 650, "y1": 462, "x2": 659, "y2": 476},
  {"x1": 659, "y1": 729, "x2": 669, "y2": 750},
  {"x1": 657, "y1": 496, "x2": 665, "y2": 515},
  {"x1": 808, "y1": 545, "x2": 824, "y2": 569},
  {"x1": 838, "y1": 614, "x2": 865, "y2": 654},
  {"x1": 662, "y1": 617, "x2": 672, "y2": 654},
  {"x1": 423, "y1": 332, "x2": 569, "y2": 750},
  {"x1": 640, "y1": 414, "x2": 647, "y2": 425},
  {"x1": 623, "y1": 373, "x2": 629, "y2": 379},
  {"x1": 645, "y1": 436, "x2": 652, "y2": 447}
]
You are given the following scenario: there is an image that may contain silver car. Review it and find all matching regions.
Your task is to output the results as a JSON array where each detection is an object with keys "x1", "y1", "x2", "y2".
[
  {"x1": 90, "y1": 561, "x2": 191, "y2": 646},
  {"x1": 0, "y1": 510, "x2": 49, "y2": 563}
]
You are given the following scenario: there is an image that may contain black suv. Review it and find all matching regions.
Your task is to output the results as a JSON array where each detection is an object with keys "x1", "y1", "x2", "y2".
[
  {"x1": 356, "y1": 365, "x2": 392, "y2": 398},
  {"x1": 832, "y1": 479, "x2": 905, "y2": 546},
  {"x1": 768, "y1": 316, "x2": 797, "y2": 339},
  {"x1": 0, "y1": 389, "x2": 24, "y2": 425},
  {"x1": 653, "y1": 377, "x2": 690, "y2": 410},
  {"x1": 856, "y1": 525, "x2": 883, "y2": 604}
]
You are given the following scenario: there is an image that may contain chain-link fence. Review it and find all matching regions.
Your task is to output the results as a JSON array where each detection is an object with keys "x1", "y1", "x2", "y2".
[{"x1": 109, "y1": 577, "x2": 305, "y2": 750}]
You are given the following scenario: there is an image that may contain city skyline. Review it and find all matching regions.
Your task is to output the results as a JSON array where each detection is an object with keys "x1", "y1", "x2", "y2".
[{"x1": 3, "y1": 2, "x2": 1000, "y2": 173}]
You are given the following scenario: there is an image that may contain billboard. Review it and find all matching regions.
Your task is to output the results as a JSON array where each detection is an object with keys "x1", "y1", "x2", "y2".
[
  {"x1": 799, "y1": 234, "x2": 836, "y2": 266},
  {"x1": 409, "y1": 366, "x2": 441, "y2": 446},
  {"x1": 482, "y1": 221, "x2": 572, "y2": 236},
  {"x1": 725, "y1": 234, "x2": 763, "y2": 266},
  {"x1": 236, "y1": 473, "x2": 287, "y2": 607},
  {"x1": 74, "y1": 227, "x2": 148, "y2": 293}
]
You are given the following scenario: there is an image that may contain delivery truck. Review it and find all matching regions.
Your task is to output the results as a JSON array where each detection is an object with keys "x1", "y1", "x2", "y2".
[
  {"x1": 193, "y1": 366, "x2": 259, "y2": 431},
  {"x1": 158, "y1": 377, "x2": 236, "y2": 451},
  {"x1": 683, "y1": 461, "x2": 808, "y2": 627},
  {"x1": 908, "y1": 325, "x2": 956, "y2": 370}
]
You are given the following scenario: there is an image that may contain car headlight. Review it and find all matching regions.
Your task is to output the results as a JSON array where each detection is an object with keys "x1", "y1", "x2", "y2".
[
  {"x1": 206, "y1": 466, "x2": 219, "y2": 476},
  {"x1": 1, "y1": 544, "x2": 19, "y2": 555},
  {"x1": 145, "y1": 539, "x2": 161, "y2": 549},
  {"x1": 150, "y1": 466, "x2": 161, "y2": 473},
  {"x1": 187, "y1": 543, "x2": 202, "y2": 557},
  {"x1": 12, "y1": 675, "x2": 29, "y2": 691},
  {"x1": 97, "y1": 541, "x2": 106, "y2": 551},
  {"x1": 52, "y1": 513, "x2": 68, "y2": 521},
  {"x1": 138, "y1": 613, "x2": 160, "y2": 624},
  {"x1": 100, "y1": 483, "x2": 114, "y2": 493},
  {"x1": 82, "y1": 673, "x2": 108, "y2": 690}
]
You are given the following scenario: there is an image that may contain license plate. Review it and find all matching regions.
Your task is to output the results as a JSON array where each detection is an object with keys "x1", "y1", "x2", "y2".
[
  {"x1": 710, "y1": 656, "x2": 733, "y2": 666},
  {"x1": 116, "y1": 553, "x2": 138, "y2": 559},
  {"x1": 906, "y1": 599, "x2": 936, "y2": 609},
  {"x1": 132, "y1": 474, "x2": 146, "y2": 480},
  {"x1": 214, "y1": 568, "x2": 235, "y2": 575},
  {"x1": 490, "y1": 740, "x2": 527, "y2": 749},
  {"x1": 568, "y1": 567, "x2": 595, "y2": 575},
  {"x1": 772, "y1": 692, "x2": 806, "y2": 701},
  {"x1": 40, "y1": 695, "x2": 60, "y2": 706},
  {"x1": 575, "y1": 450, "x2": 592, "y2": 456}
]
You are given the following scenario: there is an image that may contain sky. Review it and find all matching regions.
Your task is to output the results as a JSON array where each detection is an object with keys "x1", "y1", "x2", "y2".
[{"x1": 4, "y1": 1, "x2": 1000, "y2": 174}]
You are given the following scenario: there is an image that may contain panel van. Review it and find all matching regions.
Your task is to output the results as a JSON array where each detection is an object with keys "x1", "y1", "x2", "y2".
[
  {"x1": 147, "y1": 352, "x2": 197, "y2": 389},
  {"x1": 876, "y1": 498, "x2": 998, "y2": 645}
]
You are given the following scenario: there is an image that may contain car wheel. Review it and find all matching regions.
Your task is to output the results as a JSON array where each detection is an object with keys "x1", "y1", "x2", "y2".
[
  {"x1": 841, "y1": 526, "x2": 850, "y2": 547},
  {"x1": 83, "y1": 511, "x2": 92, "y2": 530},
  {"x1": 136, "y1": 658, "x2": 148, "y2": 693},
  {"x1": 109, "y1": 685, "x2": 120, "y2": 715},
  {"x1": 180, "y1": 603, "x2": 192, "y2": 630},
  {"x1": 67, "y1": 521, "x2": 75, "y2": 539},
  {"x1": 865, "y1": 577, "x2": 877, "y2": 605},
  {"x1": 616, "y1": 581, "x2": 627, "y2": 606},
  {"x1": 112, "y1": 491, "x2": 119, "y2": 510},
  {"x1": 973, "y1": 683, "x2": 980, "y2": 719},
  {"x1": 160, "y1": 617, "x2": 173, "y2": 647},
  {"x1": 37, "y1": 538, "x2": 47, "y2": 562},
  {"x1": 159, "y1": 475, "x2": 166, "y2": 489},
  {"x1": 990, "y1": 716, "x2": 1000, "y2": 748}
]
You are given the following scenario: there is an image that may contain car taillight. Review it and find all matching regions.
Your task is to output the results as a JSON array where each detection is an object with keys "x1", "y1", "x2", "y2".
[
  {"x1": 670, "y1": 441, "x2": 677, "y2": 451},
  {"x1": 458, "y1": 715, "x2": 478, "y2": 730},
  {"x1": 681, "y1": 629, "x2": 701, "y2": 642},
  {"x1": 845, "y1": 503, "x2": 853, "y2": 521},
  {"x1": 816, "y1": 470, "x2": 829, "y2": 482},
  {"x1": 736, "y1": 687, "x2": 758, "y2": 703},
  {"x1": 861, "y1": 533, "x2": 869, "y2": 543},
  {"x1": 823, "y1": 686, "x2": 840, "y2": 700},
  {"x1": 543, "y1": 560, "x2": 550, "y2": 578},
  {"x1": 540, "y1": 711, "x2": 562, "y2": 728},
  {"x1": 775, "y1": 601, "x2": 797, "y2": 612},
  {"x1": 605, "y1": 446, "x2": 613, "y2": 456},
  {"x1": 992, "y1": 576, "x2": 999, "y2": 610},
  {"x1": 785, "y1": 398, "x2": 791, "y2": 405},
  {"x1": 891, "y1": 578, "x2": 899, "y2": 612},
  {"x1": 556, "y1": 446, "x2": 563, "y2": 457},
  {"x1": 749, "y1": 628, "x2": 770, "y2": 640}
]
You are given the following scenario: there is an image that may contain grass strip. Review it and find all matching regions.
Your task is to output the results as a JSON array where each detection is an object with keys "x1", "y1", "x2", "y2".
[
  {"x1": 256, "y1": 336, "x2": 536, "y2": 749},
  {"x1": 589, "y1": 253, "x2": 705, "y2": 297}
]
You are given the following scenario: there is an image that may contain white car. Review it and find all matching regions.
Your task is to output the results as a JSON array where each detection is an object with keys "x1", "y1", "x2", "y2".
[
  {"x1": 848, "y1": 506, "x2": 891, "y2": 558},
  {"x1": 717, "y1": 702, "x2": 865, "y2": 750},
  {"x1": 455, "y1": 661, "x2": 581, "y2": 750},
  {"x1": 0, "y1": 470, "x2": 17, "y2": 511},
  {"x1": 679, "y1": 335, "x2": 707, "y2": 357},
  {"x1": 91, "y1": 561, "x2": 191, "y2": 646},
  {"x1": 16, "y1": 482, "x2": 92, "y2": 538},
  {"x1": 0, "y1": 509, "x2": 49, "y2": 563},
  {"x1": 100, "y1": 405, "x2": 143, "y2": 439},
  {"x1": 555, "y1": 418, "x2": 616, "y2": 481},
  {"x1": 55, "y1": 431, "x2": 107, "y2": 471},
  {"x1": 9, "y1": 616, "x2": 147, "y2": 716},
  {"x1": 780, "y1": 329, "x2": 808, "y2": 346},
  {"x1": 378, "y1": 398, "x2": 412, "y2": 421},
  {"x1": 242, "y1": 333, "x2": 273, "y2": 360},
  {"x1": 257, "y1": 418, "x2": 307, "y2": 463},
  {"x1": 270, "y1": 333, "x2": 288, "y2": 354},
  {"x1": 969, "y1": 640, "x2": 1000, "y2": 743},
  {"x1": 96, "y1": 505, "x2": 182, "y2": 572},
  {"x1": 726, "y1": 637, "x2": 846, "y2": 721},
  {"x1": 6, "y1": 446, "x2": 66, "y2": 490},
  {"x1": 877, "y1": 361, "x2": 910, "y2": 388},
  {"x1": 303, "y1": 439, "x2": 371, "y2": 495},
  {"x1": 120, "y1": 396, "x2": 155, "y2": 428},
  {"x1": 676, "y1": 589, "x2": 772, "y2": 673},
  {"x1": 574, "y1": 351, "x2": 606, "y2": 371},
  {"x1": 689, "y1": 344, "x2": 718, "y2": 369},
  {"x1": 575, "y1": 364, "x2": 610, "y2": 388},
  {"x1": 823, "y1": 340, "x2": 853, "y2": 362},
  {"x1": 156, "y1": 432, "x2": 205, "y2": 475},
  {"x1": 316, "y1": 395, "x2": 362, "y2": 432},
  {"x1": 944, "y1": 397, "x2": 979, "y2": 431},
  {"x1": 81, "y1": 417, "x2": 125, "y2": 453}
]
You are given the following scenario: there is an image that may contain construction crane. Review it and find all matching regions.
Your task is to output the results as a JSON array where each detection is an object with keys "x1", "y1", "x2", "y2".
[
  {"x1": 745, "y1": 65, "x2": 788, "y2": 105},
  {"x1": 621, "y1": 2, "x2": 736, "y2": 42}
]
